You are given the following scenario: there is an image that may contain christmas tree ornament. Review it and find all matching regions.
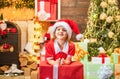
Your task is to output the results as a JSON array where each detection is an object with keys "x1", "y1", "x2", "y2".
[
  {"x1": 106, "y1": 16, "x2": 113, "y2": 23},
  {"x1": 108, "y1": 31, "x2": 114, "y2": 38},
  {"x1": 3, "y1": 43, "x2": 10, "y2": 49},
  {"x1": 10, "y1": 46, "x2": 14, "y2": 52},
  {"x1": 100, "y1": 1, "x2": 108, "y2": 8},
  {"x1": 10, "y1": 28, "x2": 17, "y2": 33},
  {"x1": 100, "y1": 12, "x2": 107, "y2": 20}
]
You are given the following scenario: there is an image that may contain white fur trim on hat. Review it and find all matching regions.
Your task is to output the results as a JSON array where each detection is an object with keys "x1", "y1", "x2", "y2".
[
  {"x1": 76, "y1": 34, "x2": 83, "y2": 40},
  {"x1": 51, "y1": 21, "x2": 72, "y2": 39}
]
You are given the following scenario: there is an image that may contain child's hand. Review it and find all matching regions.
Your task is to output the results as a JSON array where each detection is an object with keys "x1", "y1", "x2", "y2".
[
  {"x1": 64, "y1": 58, "x2": 71, "y2": 65},
  {"x1": 60, "y1": 58, "x2": 65, "y2": 65},
  {"x1": 64, "y1": 59, "x2": 71, "y2": 65},
  {"x1": 54, "y1": 58, "x2": 60, "y2": 65}
]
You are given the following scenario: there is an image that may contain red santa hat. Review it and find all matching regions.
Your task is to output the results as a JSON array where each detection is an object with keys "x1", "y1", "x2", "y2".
[{"x1": 50, "y1": 19, "x2": 83, "y2": 40}]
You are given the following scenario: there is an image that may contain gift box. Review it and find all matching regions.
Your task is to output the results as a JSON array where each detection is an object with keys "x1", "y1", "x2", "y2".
[
  {"x1": 37, "y1": 0, "x2": 57, "y2": 20},
  {"x1": 111, "y1": 53, "x2": 120, "y2": 64},
  {"x1": 31, "y1": 70, "x2": 38, "y2": 79},
  {"x1": 85, "y1": 62, "x2": 114, "y2": 79},
  {"x1": 92, "y1": 57, "x2": 110, "y2": 64},
  {"x1": 115, "y1": 64, "x2": 120, "y2": 79},
  {"x1": 72, "y1": 42, "x2": 88, "y2": 62},
  {"x1": 24, "y1": 68, "x2": 31, "y2": 76},
  {"x1": 79, "y1": 42, "x2": 88, "y2": 63},
  {"x1": 39, "y1": 61, "x2": 83, "y2": 79}
]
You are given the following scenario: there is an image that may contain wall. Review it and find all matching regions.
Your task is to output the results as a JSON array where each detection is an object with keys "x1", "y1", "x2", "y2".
[{"x1": 61, "y1": 0, "x2": 90, "y2": 33}]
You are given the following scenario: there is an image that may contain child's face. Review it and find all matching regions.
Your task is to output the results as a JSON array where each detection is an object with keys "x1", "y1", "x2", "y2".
[{"x1": 54, "y1": 26, "x2": 68, "y2": 40}]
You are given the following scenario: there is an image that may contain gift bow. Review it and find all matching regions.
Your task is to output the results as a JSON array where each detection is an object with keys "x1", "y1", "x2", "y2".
[
  {"x1": 97, "y1": 65, "x2": 113, "y2": 79},
  {"x1": 99, "y1": 53, "x2": 107, "y2": 64}
]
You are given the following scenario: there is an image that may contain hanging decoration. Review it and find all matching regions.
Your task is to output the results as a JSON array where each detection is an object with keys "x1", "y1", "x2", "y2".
[{"x1": 0, "y1": 21, "x2": 7, "y2": 36}]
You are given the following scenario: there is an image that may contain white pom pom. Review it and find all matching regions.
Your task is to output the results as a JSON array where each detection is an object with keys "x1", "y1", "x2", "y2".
[
  {"x1": 0, "y1": 22, "x2": 7, "y2": 30},
  {"x1": 76, "y1": 34, "x2": 83, "y2": 40}
]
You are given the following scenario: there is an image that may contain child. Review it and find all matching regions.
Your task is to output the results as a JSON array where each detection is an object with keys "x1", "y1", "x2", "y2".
[{"x1": 45, "y1": 19, "x2": 83, "y2": 65}]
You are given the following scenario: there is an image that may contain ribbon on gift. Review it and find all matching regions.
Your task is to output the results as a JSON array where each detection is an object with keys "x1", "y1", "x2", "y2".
[
  {"x1": 99, "y1": 53, "x2": 107, "y2": 64},
  {"x1": 111, "y1": 53, "x2": 120, "y2": 64},
  {"x1": 97, "y1": 65, "x2": 113, "y2": 79},
  {"x1": 115, "y1": 72, "x2": 120, "y2": 76},
  {"x1": 53, "y1": 65, "x2": 58, "y2": 79}
]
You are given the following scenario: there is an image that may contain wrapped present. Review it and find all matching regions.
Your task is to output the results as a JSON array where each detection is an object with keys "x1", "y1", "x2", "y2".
[
  {"x1": 37, "y1": 0, "x2": 57, "y2": 20},
  {"x1": 91, "y1": 57, "x2": 110, "y2": 64},
  {"x1": 112, "y1": 47, "x2": 120, "y2": 64},
  {"x1": 39, "y1": 61, "x2": 83, "y2": 79},
  {"x1": 92, "y1": 47, "x2": 110, "y2": 64},
  {"x1": 24, "y1": 68, "x2": 31, "y2": 76},
  {"x1": 85, "y1": 62, "x2": 114, "y2": 79},
  {"x1": 115, "y1": 64, "x2": 120, "y2": 79},
  {"x1": 111, "y1": 53, "x2": 119, "y2": 64},
  {"x1": 31, "y1": 70, "x2": 38, "y2": 79},
  {"x1": 112, "y1": 53, "x2": 120, "y2": 64},
  {"x1": 73, "y1": 42, "x2": 88, "y2": 62}
]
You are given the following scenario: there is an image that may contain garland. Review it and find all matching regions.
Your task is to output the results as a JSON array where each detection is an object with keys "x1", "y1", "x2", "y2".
[{"x1": 0, "y1": 0, "x2": 35, "y2": 9}]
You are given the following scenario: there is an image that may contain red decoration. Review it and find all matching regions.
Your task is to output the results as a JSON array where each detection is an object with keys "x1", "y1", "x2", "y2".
[
  {"x1": 10, "y1": 28, "x2": 17, "y2": 33},
  {"x1": 37, "y1": 0, "x2": 58, "y2": 20},
  {"x1": 0, "y1": 29, "x2": 7, "y2": 35},
  {"x1": 98, "y1": 53, "x2": 107, "y2": 64},
  {"x1": 39, "y1": 61, "x2": 83, "y2": 79},
  {"x1": 3, "y1": 43, "x2": 10, "y2": 49}
]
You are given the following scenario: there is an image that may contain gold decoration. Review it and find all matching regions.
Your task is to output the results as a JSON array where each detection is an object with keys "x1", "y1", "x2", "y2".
[
  {"x1": 100, "y1": 12, "x2": 107, "y2": 20},
  {"x1": 100, "y1": 1, "x2": 108, "y2": 8},
  {"x1": 106, "y1": 16, "x2": 113, "y2": 23},
  {"x1": 108, "y1": 31, "x2": 114, "y2": 38}
]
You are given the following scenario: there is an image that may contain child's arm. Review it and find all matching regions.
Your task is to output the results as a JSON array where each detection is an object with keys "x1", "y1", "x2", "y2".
[{"x1": 47, "y1": 58, "x2": 60, "y2": 65}]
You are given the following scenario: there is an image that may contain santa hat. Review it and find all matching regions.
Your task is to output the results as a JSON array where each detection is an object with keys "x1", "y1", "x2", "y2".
[{"x1": 50, "y1": 19, "x2": 83, "y2": 40}]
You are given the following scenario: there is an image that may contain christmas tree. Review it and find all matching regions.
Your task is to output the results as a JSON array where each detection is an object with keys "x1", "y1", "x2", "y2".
[{"x1": 83, "y1": 0, "x2": 120, "y2": 59}]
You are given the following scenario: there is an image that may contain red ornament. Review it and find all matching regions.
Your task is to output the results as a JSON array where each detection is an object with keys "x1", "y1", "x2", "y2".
[
  {"x1": 10, "y1": 28, "x2": 17, "y2": 33},
  {"x1": 3, "y1": 43, "x2": 10, "y2": 49},
  {"x1": 0, "y1": 30, "x2": 7, "y2": 35}
]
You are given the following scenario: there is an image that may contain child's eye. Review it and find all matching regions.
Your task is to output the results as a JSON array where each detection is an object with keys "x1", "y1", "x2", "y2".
[
  {"x1": 62, "y1": 29, "x2": 67, "y2": 32},
  {"x1": 57, "y1": 28, "x2": 61, "y2": 31}
]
